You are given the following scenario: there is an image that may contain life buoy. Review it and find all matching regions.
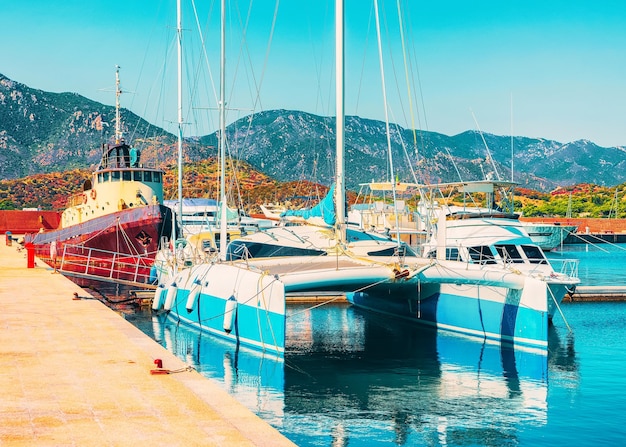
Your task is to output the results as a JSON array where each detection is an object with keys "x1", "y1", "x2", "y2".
[
  {"x1": 90, "y1": 189, "x2": 97, "y2": 200},
  {"x1": 82, "y1": 194, "x2": 88, "y2": 204}
]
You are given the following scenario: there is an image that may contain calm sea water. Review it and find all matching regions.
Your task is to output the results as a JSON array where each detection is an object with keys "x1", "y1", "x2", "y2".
[
  {"x1": 122, "y1": 243, "x2": 626, "y2": 447},
  {"x1": 547, "y1": 242, "x2": 626, "y2": 286}
]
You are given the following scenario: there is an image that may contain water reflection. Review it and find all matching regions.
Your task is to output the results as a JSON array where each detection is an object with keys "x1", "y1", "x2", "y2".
[{"x1": 128, "y1": 303, "x2": 579, "y2": 447}]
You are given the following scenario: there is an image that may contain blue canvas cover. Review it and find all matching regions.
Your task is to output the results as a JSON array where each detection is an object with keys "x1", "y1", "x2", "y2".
[{"x1": 280, "y1": 184, "x2": 336, "y2": 226}]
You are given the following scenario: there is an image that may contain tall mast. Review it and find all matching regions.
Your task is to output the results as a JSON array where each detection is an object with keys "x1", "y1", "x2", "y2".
[
  {"x1": 335, "y1": 0, "x2": 345, "y2": 243},
  {"x1": 114, "y1": 65, "x2": 122, "y2": 143},
  {"x1": 176, "y1": 0, "x2": 184, "y2": 234},
  {"x1": 374, "y1": 0, "x2": 401, "y2": 248},
  {"x1": 219, "y1": 0, "x2": 228, "y2": 260}
]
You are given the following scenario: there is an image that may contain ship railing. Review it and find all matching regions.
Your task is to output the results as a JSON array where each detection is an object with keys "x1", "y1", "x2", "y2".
[
  {"x1": 546, "y1": 258, "x2": 579, "y2": 278},
  {"x1": 58, "y1": 244, "x2": 157, "y2": 285}
]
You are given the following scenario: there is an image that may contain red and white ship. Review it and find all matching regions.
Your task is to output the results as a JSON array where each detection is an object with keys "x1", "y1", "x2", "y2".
[{"x1": 25, "y1": 68, "x2": 174, "y2": 284}]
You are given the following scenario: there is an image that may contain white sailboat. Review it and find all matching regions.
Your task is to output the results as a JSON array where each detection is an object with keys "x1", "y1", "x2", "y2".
[
  {"x1": 152, "y1": 0, "x2": 286, "y2": 355},
  {"x1": 225, "y1": 0, "x2": 579, "y2": 351}
]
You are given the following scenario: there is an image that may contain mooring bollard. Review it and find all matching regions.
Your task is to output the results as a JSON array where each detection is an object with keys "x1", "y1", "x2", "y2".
[{"x1": 25, "y1": 242, "x2": 35, "y2": 268}]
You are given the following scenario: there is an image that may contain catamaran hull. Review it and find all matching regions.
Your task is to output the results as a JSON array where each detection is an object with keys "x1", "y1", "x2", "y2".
[
  {"x1": 156, "y1": 263, "x2": 286, "y2": 354},
  {"x1": 24, "y1": 205, "x2": 174, "y2": 281},
  {"x1": 347, "y1": 266, "x2": 556, "y2": 351}
]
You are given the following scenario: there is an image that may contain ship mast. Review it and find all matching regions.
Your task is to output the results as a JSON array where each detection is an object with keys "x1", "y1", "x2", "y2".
[
  {"x1": 335, "y1": 0, "x2": 345, "y2": 244},
  {"x1": 176, "y1": 0, "x2": 184, "y2": 234},
  {"x1": 114, "y1": 65, "x2": 123, "y2": 144},
  {"x1": 219, "y1": 0, "x2": 228, "y2": 260}
]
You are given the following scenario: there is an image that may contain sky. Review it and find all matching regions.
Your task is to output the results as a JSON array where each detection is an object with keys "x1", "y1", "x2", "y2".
[{"x1": 3, "y1": 0, "x2": 626, "y2": 148}]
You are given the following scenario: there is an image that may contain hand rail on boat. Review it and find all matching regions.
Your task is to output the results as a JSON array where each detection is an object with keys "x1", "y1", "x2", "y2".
[
  {"x1": 58, "y1": 244, "x2": 157, "y2": 285},
  {"x1": 547, "y1": 258, "x2": 579, "y2": 278}
]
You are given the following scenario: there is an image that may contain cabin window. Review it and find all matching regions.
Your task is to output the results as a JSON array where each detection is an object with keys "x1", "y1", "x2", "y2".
[
  {"x1": 446, "y1": 248, "x2": 461, "y2": 261},
  {"x1": 144, "y1": 171, "x2": 152, "y2": 182},
  {"x1": 111, "y1": 171, "x2": 120, "y2": 182},
  {"x1": 98, "y1": 173, "x2": 103, "y2": 183},
  {"x1": 103, "y1": 172, "x2": 110, "y2": 182},
  {"x1": 424, "y1": 248, "x2": 460, "y2": 261},
  {"x1": 153, "y1": 172, "x2": 161, "y2": 183},
  {"x1": 367, "y1": 244, "x2": 417, "y2": 257},
  {"x1": 122, "y1": 171, "x2": 131, "y2": 181},
  {"x1": 495, "y1": 244, "x2": 524, "y2": 263},
  {"x1": 225, "y1": 240, "x2": 327, "y2": 260},
  {"x1": 468, "y1": 246, "x2": 497, "y2": 264},
  {"x1": 521, "y1": 245, "x2": 547, "y2": 264},
  {"x1": 133, "y1": 171, "x2": 142, "y2": 181}
]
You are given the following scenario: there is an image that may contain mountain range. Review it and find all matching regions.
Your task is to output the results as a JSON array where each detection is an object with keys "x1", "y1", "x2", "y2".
[{"x1": 2, "y1": 72, "x2": 626, "y2": 192}]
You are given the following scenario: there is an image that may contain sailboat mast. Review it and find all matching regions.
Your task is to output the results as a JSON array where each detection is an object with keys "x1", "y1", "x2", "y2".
[
  {"x1": 219, "y1": 0, "x2": 228, "y2": 259},
  {"x1": 335, "y1": 0, "x2": 346, "y2": 243},
  {"x1": 176, "y1": 0, "x2": 184, "y2": 233},
  {"x1": 373, "y1": 0, "x2": 401, "y2": 247}
]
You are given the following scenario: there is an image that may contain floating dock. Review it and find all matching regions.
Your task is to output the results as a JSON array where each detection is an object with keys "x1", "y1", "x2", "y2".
[
  {"x1": 0, "y1": 241, "x2": 295, "y2": 446},
  {"x1": 565, "y1": 285, "x2": 626, "y2": 302}
]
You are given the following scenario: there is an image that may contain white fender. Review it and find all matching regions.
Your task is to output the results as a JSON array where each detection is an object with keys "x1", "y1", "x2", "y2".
[
  {"x1": 185, "y1": 280, "x2": 202, "y2": 313},
  {"x1": 152, "y1": 285, "x2": 166, "y2": 311},
  {"x1": 163, "y1": 282, "x2": 178, "y2": 311},
  {"x1": 223, "y1": 296, "x2": 238, "y2": 333}
]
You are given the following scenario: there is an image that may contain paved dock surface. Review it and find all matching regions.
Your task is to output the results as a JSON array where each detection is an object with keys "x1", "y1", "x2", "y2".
[{"x1": 0, "y1": 242, "x2": 296, "y2": 446}]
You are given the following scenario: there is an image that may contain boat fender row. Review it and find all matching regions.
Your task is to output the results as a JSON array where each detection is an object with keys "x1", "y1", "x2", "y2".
[
  {"x1": 223, "y1": 296, "x2": 238, "y2": 333},
  {"x1": 185, "y1": 279, "x2": 203, "y2": 313}
]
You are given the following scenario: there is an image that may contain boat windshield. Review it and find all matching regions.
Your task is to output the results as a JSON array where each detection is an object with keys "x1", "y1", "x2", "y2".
[
  {"x1": 468, "y1": 246, "x2": 497, "y2": 265},
  {"x1": 495, "y1": 244, "x2": 525, "y2": 263},
  {"x1": 521, "y1": 245, "x2": 548, "y2": 264}
]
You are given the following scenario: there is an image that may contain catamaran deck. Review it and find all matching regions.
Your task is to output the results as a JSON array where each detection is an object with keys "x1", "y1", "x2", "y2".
[{"x1": 0, "y1": 240, "x2": 295, "y2": 446}]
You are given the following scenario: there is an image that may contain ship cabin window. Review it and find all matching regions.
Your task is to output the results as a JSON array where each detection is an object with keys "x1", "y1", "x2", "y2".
[
  {"x1": 153, "y1": 172, "x2": 161, "y2": 183},
  {"x1": 122, "y1": 171, "x2": 132, "y2": 181},
  {"x1": 495, "y1": 244, "x2": 524, "y2": 263},
  {"x1": 133, "y1": 171, "x2": 142, "y2": 181},
  {"x1": 103, "y1": 172, "x2": 110, "y2": 182},
  {"x1": 468, "y1": 245, "x2": 497, "y2": 265},
  {"x1": 521, "y1": 245, "x2": 547, "y2": 264},
  {"x1": 424, "y1": 248, "x2": 460, "y2": 261},
  {"x1": 144, "y1": 171, "x2": 152, "y2": 182},
  {"x1": 111, "y1": 171, "x2": 121, "y2": 182},
  {"x1": 446, "y1": 248, "x2": 461, "y2": 261}
]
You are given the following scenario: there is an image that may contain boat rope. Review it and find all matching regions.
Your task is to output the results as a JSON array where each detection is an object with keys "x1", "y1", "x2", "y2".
[{"x1": 548, "y1": 285, "x2": 572, "y2": 333}]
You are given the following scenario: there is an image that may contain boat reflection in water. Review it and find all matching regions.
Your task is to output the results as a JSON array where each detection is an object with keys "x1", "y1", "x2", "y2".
[
  {"x1": 145, "y1": 313, "x2": 286, "y2": 425},
  {"x1": 135, "y1": 303, "x2": 578, "y2": 447}
]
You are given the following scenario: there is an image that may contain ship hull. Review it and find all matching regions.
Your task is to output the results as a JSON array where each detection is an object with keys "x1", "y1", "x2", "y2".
[{"x1": 25, "y1": 205, "x2": 174, "y2": 282}]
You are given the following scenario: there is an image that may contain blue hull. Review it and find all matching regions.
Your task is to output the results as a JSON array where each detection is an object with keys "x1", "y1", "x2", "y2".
[
  {"x1": 347, "y1": 282, "x2": 548, "y2": 351},
  {"x1": 167, "y1": 290, "x2": 286, "y2": 354},
  {"x1": 154, "y1": 263, "x2": 286, "y2": 354}
]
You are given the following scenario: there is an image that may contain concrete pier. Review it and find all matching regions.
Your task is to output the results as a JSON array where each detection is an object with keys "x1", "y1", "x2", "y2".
[{"x1": 0, "y1": 241, "x2": 296, "y2": 446}]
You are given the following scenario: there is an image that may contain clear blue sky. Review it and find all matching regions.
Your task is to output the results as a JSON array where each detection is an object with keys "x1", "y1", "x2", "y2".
[{"x1": 3, "y1": 0, "x2": 626, "y2": 147}]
